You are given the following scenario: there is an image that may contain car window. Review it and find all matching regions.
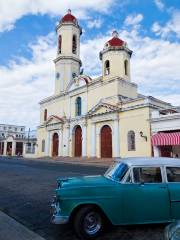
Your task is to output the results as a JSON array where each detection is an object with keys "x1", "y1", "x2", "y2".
[
  {"x1": 133, "y1": 167, "x2": 162, "y2": 183},
  {"x1": 166, "y1": 167, "x2": 180, "y2": 182},
  {"x1": 125, "y1": 172, "x2": 132, "y2": 183},
  {"x1": 104, "y1": 162, "x2": 128, "y2": 182}
]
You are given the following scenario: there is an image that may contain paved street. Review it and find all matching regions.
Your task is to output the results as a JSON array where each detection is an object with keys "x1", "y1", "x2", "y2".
[{"x1": 0, "y1": 157, "x2": 165, "y2": 240}]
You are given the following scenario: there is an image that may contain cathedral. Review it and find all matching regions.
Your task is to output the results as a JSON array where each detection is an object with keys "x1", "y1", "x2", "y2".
[{"x1": 37, "y1": 10, "x2": 172, "y2": 159}]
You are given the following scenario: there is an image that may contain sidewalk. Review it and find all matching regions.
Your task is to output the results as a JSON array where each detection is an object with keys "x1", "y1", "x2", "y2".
[
  {"x1": 35, "y1": 156, "x2": 115, "y2": 167},
  {"x1": 0, "y1": 211, "x2": 46, "y2": 240}
]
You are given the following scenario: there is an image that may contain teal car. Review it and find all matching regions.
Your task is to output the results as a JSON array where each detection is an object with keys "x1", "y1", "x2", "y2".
[{"x1": 51, "y1": 157, "x2": 180, "y2": 239}]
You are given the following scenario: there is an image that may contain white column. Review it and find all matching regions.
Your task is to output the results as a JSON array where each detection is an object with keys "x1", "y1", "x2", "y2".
[
  {"x1": 45, "y1": 131, "x2": 50, "y2": 156},
  {"x1": 23, "y1": 142, "x2": 26, "y2": 156},
  {"x1": 63, "y1": 125, "x2": 70, "y2": 156},
  {"x1": 3, "y1": 141, "x2": 7, "y2": 156},
  {"x1": 12, "y1": 141, "x2": 16, "y2": 156},
  {"x1": 58, "y1": 129, "x2": 63, "y2": 157},
  {"x1": 90, "y1": 123, "x2": 96, "y2": 157},
  {"x1": 113, "y1": 119, "x2": 120, "y2": 158},
  {"x1": 82, "y1": 124, "x2": 87, "y2": 157},
  {"x1": 49, "y1": 132, "x2": 53, "y2": 157},
  {"x1": 70, "y1": 125, "x2": 74, "y2": 157},
  {"x1": 153, "y1": 146, "x2": 160, "y2": 157}
]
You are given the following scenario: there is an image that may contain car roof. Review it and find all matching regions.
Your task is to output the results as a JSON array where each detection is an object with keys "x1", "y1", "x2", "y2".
[{"x1": 115, "y1": 157, "x2": 180, "y2": 167}]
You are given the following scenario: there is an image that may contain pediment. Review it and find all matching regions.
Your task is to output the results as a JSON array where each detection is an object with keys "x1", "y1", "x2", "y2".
[
  {"x1": 88, "y1": 102, "x2": 119, "y2": 116},
  {"x1": 46, "y1": 115, "x2": 64, "y2": 125},
  {"x1": 66, "y1": 75, "x2": 92, "y2": 92}
]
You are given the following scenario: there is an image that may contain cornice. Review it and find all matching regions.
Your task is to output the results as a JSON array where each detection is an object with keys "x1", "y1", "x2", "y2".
[{"x1": 53, "y1": 55, "x2": 82, "y2": 66}]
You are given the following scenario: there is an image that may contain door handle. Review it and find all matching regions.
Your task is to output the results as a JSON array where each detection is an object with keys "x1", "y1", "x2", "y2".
[{"x1": 159, "y1": 186, "x2": 167, "y2": 189}]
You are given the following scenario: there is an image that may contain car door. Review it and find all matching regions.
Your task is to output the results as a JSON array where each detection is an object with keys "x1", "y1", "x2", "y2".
[
  {"x1": 166, "y1": 166, "x2": 180, "y2": 220},
  {"x1": 121, "y1": 166, "x2": 170, "y2": 224}
]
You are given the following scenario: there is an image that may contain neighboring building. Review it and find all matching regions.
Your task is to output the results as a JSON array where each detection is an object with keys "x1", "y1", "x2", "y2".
[
  {"x1": 0, "y1": 124, "x2": 37, "y2": 157},
  {"x1": 37, "y1": 10, "x2": 175, "y2": 159},
  {"x1": 151, "y1": 109, "x2": 180, "y2": 158}
]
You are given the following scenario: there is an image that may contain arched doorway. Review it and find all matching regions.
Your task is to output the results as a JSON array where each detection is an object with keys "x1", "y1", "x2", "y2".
[
  {"x1": 101, "y1": 125, "x2": 112, "y2": 158},
  {"x1": 52, "y1": 133, "x2": 59, "y2": 157},
  {"x1": 74, "y1": 125, "x2": 82, "y2": 157}
]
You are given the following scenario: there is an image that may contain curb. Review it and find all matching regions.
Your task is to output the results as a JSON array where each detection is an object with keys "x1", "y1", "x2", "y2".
[
  {"x1": 0, "y1": 211, "x2": 46, "y2": 240},
  {"x1": 0, "y1": 156, "x2": 112, "y2": 168}
]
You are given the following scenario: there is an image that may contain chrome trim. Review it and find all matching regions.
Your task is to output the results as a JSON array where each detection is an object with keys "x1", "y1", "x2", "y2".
[
  {"x1": 51, "y1": 196, "x2": 69, "y2": 224},
  {"x1": 164, "y1": 221, "x2": 180, "y2": 240},
  {"x1": 51, "y1": 214, "x2": 69, "y2": 224}
]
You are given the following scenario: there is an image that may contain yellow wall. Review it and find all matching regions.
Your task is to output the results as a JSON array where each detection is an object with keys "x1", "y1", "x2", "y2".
[
  {"x1": 119, "y1": 107, "x2": 152, "y2": 158},
  {"x1": 36, "y1": 127, "x2": 47, "y2": 157},
  {"x1": 102, "y1": 50, "x2": 131, "y2": 81}
]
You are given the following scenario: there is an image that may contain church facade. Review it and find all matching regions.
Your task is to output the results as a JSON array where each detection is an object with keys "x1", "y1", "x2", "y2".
[{"x1": 37, "y1": 10, "x2": 172, "y2": 159}]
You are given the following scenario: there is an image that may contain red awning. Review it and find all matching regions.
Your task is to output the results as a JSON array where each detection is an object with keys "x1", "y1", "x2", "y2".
[{"x1": 152, "y1": 132, "x2": 180, "y2": 146}]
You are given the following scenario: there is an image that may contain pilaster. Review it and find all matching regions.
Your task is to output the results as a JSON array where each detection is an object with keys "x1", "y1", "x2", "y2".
[
  {"x1": 82, "y1": 123, "x2": 87, "y2": 157},
  {"x1": 90, "y1": 123, "x2": 96, "y2": 157},
  {"x1": 113, "y1": 119, "x2": 120, "y2": 157}
]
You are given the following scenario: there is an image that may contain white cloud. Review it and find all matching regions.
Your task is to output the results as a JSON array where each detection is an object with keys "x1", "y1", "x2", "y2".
[
  {"x1": 124, "y1": 13, "x2": 143, "y2": 26},
  {"x1": 0, "y1": 33, "x2": 56, "y2": 128},
  {"x1": 152, "y1": 10, "x2": 180, "y2": 38},
  {"x1": 87, "y1": 19, "x2": 103, "y2": 29},
  {"x1": 154, "y1": 0, "x2": 165, "y2": 11},
  {"x1": 0, "y1": 0, "x2": 114, "y2": 32}
]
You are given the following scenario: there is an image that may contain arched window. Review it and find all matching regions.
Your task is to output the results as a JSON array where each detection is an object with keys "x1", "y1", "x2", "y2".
[
  {"x1": 44, "y1": 109, "x2": 47, "y2": 121},
  {"x1": 76, "y1": 97, "x2": 82, "y2": 116},
  {"x1": 72, "y1": 35, "x2": 77, "y2": 54},
  {"x1": 42, "y1": 140, "x2": 45, "y2": 152},
  {"x1": 104, "y1": 60, "x2": 110, "y2": 75},
  {"x1": 124, "y1": 60, "x2": 128, "y2": 76},
  {"x1": 128, "y1": 131, "x2": 135, "y2": 151},
  {"x1": 58, "y1": 35, "x2": 62, "y2": 54}
]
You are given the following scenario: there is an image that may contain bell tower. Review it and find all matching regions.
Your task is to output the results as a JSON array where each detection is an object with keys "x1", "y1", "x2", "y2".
[
  {"x1": 54, "y1": 10, "x2": 82, "y2": 94},
  {"x1": 100, "y1": 31, "x2": 132, "y2": 81},
  {"x1": 100, "y1": 31, "x2": 138, "y2": 99}
]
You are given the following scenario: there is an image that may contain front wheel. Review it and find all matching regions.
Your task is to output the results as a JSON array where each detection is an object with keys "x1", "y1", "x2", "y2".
[{"x1": 74, "y1": 206, "x2": 104, "y2": 239}]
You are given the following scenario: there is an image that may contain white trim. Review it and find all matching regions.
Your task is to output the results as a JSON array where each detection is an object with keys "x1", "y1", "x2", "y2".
[
  {"x1": 82, "y1": 125, "x2": 87, "y2": 157},
  {"x1": 97, "y1": 123, "x2": 114, "y2": 135},
  {"x1": 63, "y1": 126, "x2": 70, "y2": 156},
  {"x1": 153, "y1": 146, "x2": 160, "y2": 157},
  {"x1": 113, "y1": 119, "x2": 120, "y2": 157},
  {"x1": 90, "y1": 123, "x2": 96, "y2": 157}
]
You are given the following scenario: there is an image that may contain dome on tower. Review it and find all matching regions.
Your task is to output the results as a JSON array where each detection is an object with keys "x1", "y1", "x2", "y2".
[
  {"x1": 61, "y1": 9, "x2": 77, "y2": 24},
  {"x1": 105, "y1": 31, "x2": 125, "y2": 48}
]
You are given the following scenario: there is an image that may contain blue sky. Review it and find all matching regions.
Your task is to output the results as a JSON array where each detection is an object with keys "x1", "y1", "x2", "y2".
[{"x1": 0, "y1": 0, "x2": 180, "y2": 128}]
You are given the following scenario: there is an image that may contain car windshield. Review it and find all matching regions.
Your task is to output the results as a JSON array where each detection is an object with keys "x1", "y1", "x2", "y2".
[{"x1": 104, "y1": 162, "x2": 129, "y2": 182}]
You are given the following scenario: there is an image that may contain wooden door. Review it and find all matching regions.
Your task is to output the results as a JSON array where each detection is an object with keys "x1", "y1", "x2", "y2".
[
  {"x1": 101, "y1": 125, "x2": 112, "y2": 158},
  {"x1": 75, "y1": 126, "x2": 82, "y2": 157},
  {"x1": 52, "y1": 133, "x2": 59, "y2": 157}
]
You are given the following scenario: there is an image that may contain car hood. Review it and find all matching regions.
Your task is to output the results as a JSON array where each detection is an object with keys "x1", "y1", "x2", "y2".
[{"x1": 57, "y1": 175, "x2": 115, "y2": 189}]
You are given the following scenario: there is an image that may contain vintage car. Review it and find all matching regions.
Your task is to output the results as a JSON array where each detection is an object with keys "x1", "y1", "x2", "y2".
[{"x1": 51, "y1": 157, "x2": 180, "y2": 239}]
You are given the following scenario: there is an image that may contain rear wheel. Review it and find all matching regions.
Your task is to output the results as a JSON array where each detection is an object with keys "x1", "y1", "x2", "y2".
[{"x1": 74, "y1": 206, "x2": 104, "y2": 239}]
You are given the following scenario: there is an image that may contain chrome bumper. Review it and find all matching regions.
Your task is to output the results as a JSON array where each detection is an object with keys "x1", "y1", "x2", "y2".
[
  {"x1": 51, "y1": 214, "x2": 69, "y2": 224},
  {"x1": 50, "y1": 200, "x2": 69, "y2": 225}
]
